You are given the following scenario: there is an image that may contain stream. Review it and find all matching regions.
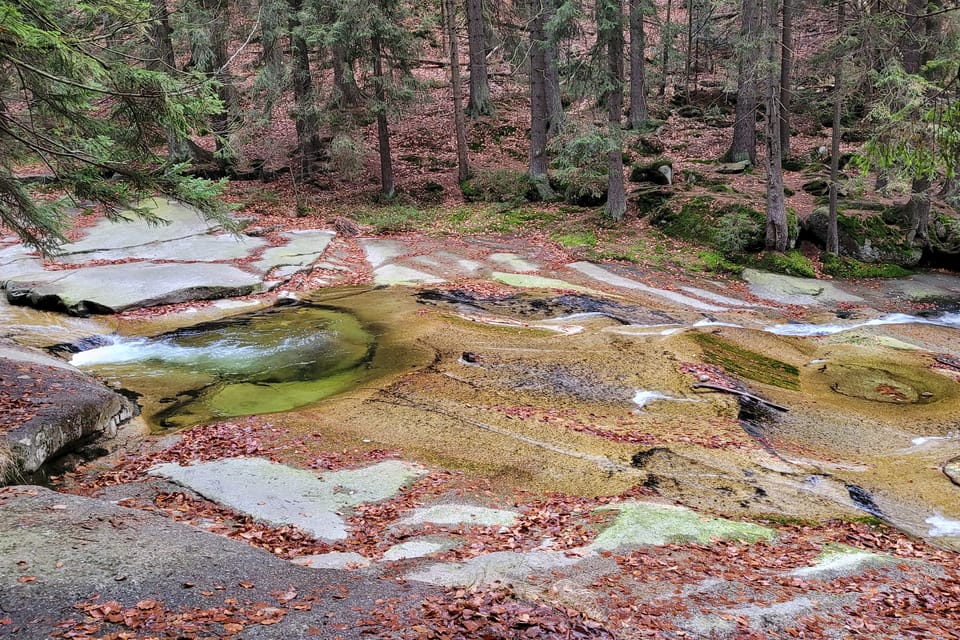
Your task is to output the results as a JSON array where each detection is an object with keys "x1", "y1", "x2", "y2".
[{"x1": 4, "y1": 280, "x2": 960, "y2": 550}]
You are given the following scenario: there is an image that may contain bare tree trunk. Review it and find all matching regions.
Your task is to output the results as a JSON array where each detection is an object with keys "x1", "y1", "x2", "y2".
[
  {"x1": 763, "y1": 0, "x2": 787, "y2": 251},
  {"x1": 779, "y1": 0, "x2": 793, "y2": 158},
  {"x1": 289, "y1": 0, "x2": 322, "y2": 179},
  {"x1": 602, "y1": 0, "x2": 627, "y2": 220},
  {"x1": 373, "y1": 34, "x2": 395, "y2": 198},
  {"x1": 199, "y1": 0, "x2": 237, "y2": 166},
  {"x1": 658, "y1": 0, "x2": 672, "y2": 96},
  {"x1": 528, "y1": 1, "x2": 554, "y2": 199},
  {"x1": 150, "y1": 0, "x2": 204, "y2": 163},
  {"x1": 444, "y1": 0, "x2": 470, "y2": 182},
  {"x1": 628, "y1": 0, "x2": 649, "y2": 127},
  {"x1": 466, "y1": 0, "x2": 493, "y2": 117},
  {"x1": 544, "y1": 1, "x2": 565, "y2": 141},
  {"x1": 906, "y1": 177, "x2": 931, "y2": 244},
  {"x1": 826, "y1": 0, "x2": 844, "y2": 254},
  {"x1": 684, "y1": 0, "x2": 694, "y2": 102},
  {"x1": 332, "y1": 45, "x2": 362, "y2": 108},
  {"x1": 724, "y1": 0, "x2": 760, "y2": 164}
]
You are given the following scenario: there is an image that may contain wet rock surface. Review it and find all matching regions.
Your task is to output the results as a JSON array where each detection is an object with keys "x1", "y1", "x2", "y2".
[{"x1": 3, "y1": 213, "x2": 960, "y2": 637}]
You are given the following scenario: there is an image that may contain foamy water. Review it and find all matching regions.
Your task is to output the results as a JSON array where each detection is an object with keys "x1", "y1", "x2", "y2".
[{"x1": 765, "y1": 312, "x2": 960, "y2": 337}]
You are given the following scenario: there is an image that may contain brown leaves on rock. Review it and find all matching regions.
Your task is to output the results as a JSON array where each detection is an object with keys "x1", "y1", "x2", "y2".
[
  {"x1": 359, "y1": 586, "x2": 614, "y2": 639},
  {"x1": 55, "y1": 597, "x2": 290, "y2": 639}
]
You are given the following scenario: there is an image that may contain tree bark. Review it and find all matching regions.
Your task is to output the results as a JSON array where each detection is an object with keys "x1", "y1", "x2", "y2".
[
  {"x1": 444, "y1": 0, "x2": 470, "y2": 182},
  {"x1": 373, "y1": 33, "x2": 395, "y2": 198},
  {"x1": 778, "y1": 0, "x2": 793, "y2": 158},
  {"x1": 628, "y1": 0, "x2": 649, "y2": 127},
  {"x1": 332, "y1": 45, "x2": 362, "y2": 108},
  {"x1": 602, "y1": 0, "x2": 627, "y2": 221},
  {"x1": 906, "y1": 177, "x2": 931, "y2": 245},
  {"x1": 684, "y1": 0, "x2": 694, "y2": 102},
  {"x1": 289, "y1": 0, "x2": 322, "y2": 179},
  {"x1": 763, "y1": 0, "x2": 787, "y2": 251},
  {"x1": 528, "y1": 1, "x2": 553, "y2": 199},
  {"x1": 466, "y1": 0, "x2": 493, "y2": 117},
  {"x1": 198, "y1": 0, "x2": 237, "y2": 165},
  {"x1": 826, "y1": 0, "x2": 844, "y2": 254},
  {"x1": 658, "y1": 0, "x2": 672, "y2": 96},
  {"x1": 724, "y1": 0, "x2": 760, "y2": 164},
  {"x1": 544, "y1": 0, "x2": 565, "y2": 141}
]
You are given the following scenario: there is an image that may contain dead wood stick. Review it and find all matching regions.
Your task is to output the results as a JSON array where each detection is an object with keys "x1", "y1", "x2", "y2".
[{"x1": 691, "y1": 383, "x2": 789, "y2": 412}]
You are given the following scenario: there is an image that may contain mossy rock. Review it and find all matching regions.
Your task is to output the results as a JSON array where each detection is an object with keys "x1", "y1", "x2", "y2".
[
  {"x1": 801, "y1": 207, "x2": 922, "y2": 267},
  {"x1": 929, "y1": 211, "x2": 960, "y2": 259},
  {"x1": 461, "y1": 168, "x2": 532, "y2": 204},
  {"x1": 782, "y1": 157, "x2": 806, "y2": 172},
  {"x1": 628, "y1": 184, "x2": 673, "y2": 215},
  {"x1": 630, "y1": 135, "x2": 665, "y2": 156},
  {"x1": 653, "y1": 196, "x2": 798, "y2": 258},
  {"x1": 630, "y1": 157, "x2": 674, "y2": 185},
  {"x1": 550, "y1": 169, "x2": 608, "y2": 206},
  {"x1": 750, "y1": 250, "x2": 816, "y2": 278},
  {"x1": 821, "y1": 253, "x2": 912, "y2": 279},
  {"x1": 698, "y1": 251, "x2": 744, "y2": 275}
]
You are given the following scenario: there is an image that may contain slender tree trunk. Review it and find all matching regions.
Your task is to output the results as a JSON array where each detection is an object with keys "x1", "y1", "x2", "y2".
[
  {"x1": 658, "y1": 0, "x2": 672, "y2": 96},
  {"x1": 779, "y1": 0, "x2": 793, "y2": 158},
  {"x1": 684, "y1": 0, "x2": 694, "y2": 102},
  {"x1": 332, "y1": 45, "x2": 362, "y2": 108},
  {"x1": 763, "y1": 0, "x2": 787, "y2": 251},
  {"x1": 444, "y1": 0, "x2": 470, "y2": 182},
  {"x1": 150, "y1": 0, "x2": 202, "y2": 162},
  {"x1": 544, "y1": 0, "x2": 565, "y2": 140},
  {"x1": 466, "y1": 0, "x2": 493, "y2": 117},
  {"x1": 373, "y1": 33, "x2": 395, "y2": 198},
  {"x1": 628, "y1": 0, "x2": 649, "y2": 127},
  {"x1": 528, "y1": 1, "x2": 554, "y2": 199},
  {"x1": 826, "y1": 0, "x2": 844, "y2": 254},
  {"x1": 199, "y1": 0, "x2": 236, "y2": 165},
  {"x1": 725, "y1": 0, "x2": 760, "y2": 164},
  {"x1": 601, "y1": 0, "x2": 627, "y2": 220},
  {"x1": 260, "y1": 0, "x2": 283, "y2": 76},
  {"x1": 906, "y1": 177, "x2": 931, "y2": 244},
  {"x1": 289, "y1": 0, "x2": 322, "y2": 179}
]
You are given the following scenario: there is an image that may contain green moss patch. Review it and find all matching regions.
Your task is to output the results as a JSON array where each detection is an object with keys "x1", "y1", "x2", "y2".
[
  {"x1": 591, "y1": 501, "x2": 774, "y2": 549},
  {"x1": 821, "y1": 254, "x2": 912, "y2": 279},
  {"x1": 693, "y1": 333, "x2": 800, "y2": 390}
]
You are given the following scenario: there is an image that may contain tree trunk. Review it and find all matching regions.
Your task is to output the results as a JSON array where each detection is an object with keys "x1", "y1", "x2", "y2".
[
  {"x1": 466, "y1": 0, "x2": 493, "y2": 117},
  {"x1": 724, "y1": 0, "x2": 760, "y2": 164},
  {"x1": 259, "y1": 0, "x2": 283, "y2": 76},
  {"x1": 778, "y1": 0, "x2": 793, "y2": 158},
  {"x1": 601, "y1": 0, "x2": 627, "y2": 221},
  {"x1": 826, "y1": 0, "x2": 844, "y2": 254},
  {"x1": 332, "y1": 46, "x2": 362, "y2": 108},
  {"x1": 901, "y1": 0, "x2": 926, "y2": 74},
  {"x1": 528, "y1": 1, "x2": 553, "y2": 199},
  {"x1": 658, "y1": 0, "x2": 672, "y2": 97},
  {"x1": 198, "y1": 0, "x2": 236, "y2": 166},
  {"x1": 289, "y1": 0, "x2": 322, "y2": 179},
  {"x1": 906, "y1": 177, "x2": 931, "y2": 245},
  {"x1": 628, "y1": 0, "x2": 649, "y2": 127},
  {"x1": 684, "y1": 0, "x2": 694, "y2": 102},
  {"x1": 763, "y1": 0, "x2": 787, "y2": 251},
  {"x1": 373, "y1": 34, "x2": 395, "y2": 198},
  {"x1": 444, "y1": 0, "x2": 470, "y2": 182},
  {"x1": 544, "y1": 0, "x2": 565, "y2": 140}
]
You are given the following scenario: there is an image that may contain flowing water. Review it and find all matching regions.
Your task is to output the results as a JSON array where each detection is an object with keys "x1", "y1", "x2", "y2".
[{"x1": 8, "y1": 282, "x2": 960, "y2": 549}]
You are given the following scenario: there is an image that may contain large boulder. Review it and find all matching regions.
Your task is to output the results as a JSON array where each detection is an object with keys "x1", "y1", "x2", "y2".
[
  {"x1": 801, "y1": 207, "x2": 923, "y2": 267},
  {"x1": 929, "y1": 211, "x2": 960, "y2": 262},
  {"x1": 0, "y1": 343, "x2": 135, "y2": 483},
  {"x1": 652, "y1": 195, "x2": 797, "y2": 256}
]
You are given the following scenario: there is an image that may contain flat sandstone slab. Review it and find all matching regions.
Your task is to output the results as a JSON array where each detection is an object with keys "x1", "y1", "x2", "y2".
[
  {"x1": 5, "y1": 262, "x2": 263, "y2": 314},
  {"x1": 149, "y1": 457, "x2": 427, "y2": 541}
]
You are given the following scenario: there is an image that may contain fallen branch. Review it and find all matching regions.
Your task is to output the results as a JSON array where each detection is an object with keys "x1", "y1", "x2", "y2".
[{"x1": 691, "y1": 383, "x2": 789, "y2": 412}]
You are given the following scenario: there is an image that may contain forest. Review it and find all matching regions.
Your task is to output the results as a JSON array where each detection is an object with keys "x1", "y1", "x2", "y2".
[{"x1": 1, "y1": 0, "x2": 958, "y2": 272}]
